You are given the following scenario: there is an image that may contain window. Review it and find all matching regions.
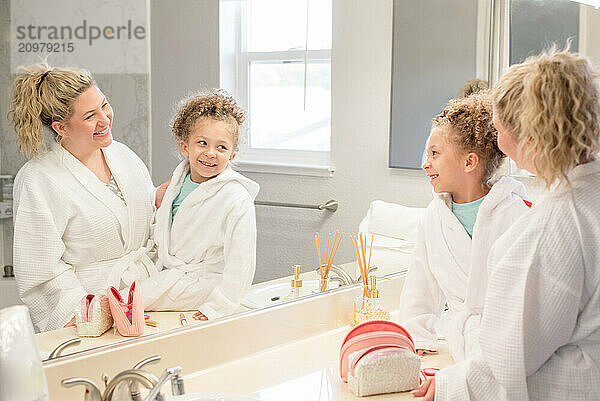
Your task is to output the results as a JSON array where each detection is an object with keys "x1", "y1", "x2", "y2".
[
  {"x1": 492, "y1": 0, "x2": 581, "y2": 176},
  {"x1": 220, "y1": 0, "x2": 333, "y2": 176}
]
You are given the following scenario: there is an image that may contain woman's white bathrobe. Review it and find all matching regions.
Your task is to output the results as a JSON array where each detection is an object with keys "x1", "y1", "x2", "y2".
[
  {"x1": 141, "y1": 161, "x2": 259, "y2": 319},
  {"x1": 398, "y1": 177, "x2": 530, "y2": 362},
  {"x1": 13, "y1": 141, "x2": 157, "y2": 332},
  {"x1": 435, "y1": 160, "x2": 600, "y2": 401}
]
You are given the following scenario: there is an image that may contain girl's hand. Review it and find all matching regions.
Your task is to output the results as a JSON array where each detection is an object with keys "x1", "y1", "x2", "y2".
[
  {"x1": 193, "y1": 311, "x2": 208, "y2": 321},
  {"x1": 411, "y1": 377, "x2": 435, "y2": 400},
  {"x1": 155, "y1": 180, "x2": 171, "y2": 208}
]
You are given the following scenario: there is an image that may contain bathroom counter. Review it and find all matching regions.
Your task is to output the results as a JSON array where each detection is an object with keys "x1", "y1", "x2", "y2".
[
  {"x1": 184, "y1": 324, "x2": 452, "y2": 400},
  {"x1": 35, "y1": 310, "x2": 211, "y2": 359},
  {"x1": 35, "y1": 267, "x2": 344, "y2": 359},
  {"x1": 43, "y1": 272, "x2": 453, "y2": 401}
]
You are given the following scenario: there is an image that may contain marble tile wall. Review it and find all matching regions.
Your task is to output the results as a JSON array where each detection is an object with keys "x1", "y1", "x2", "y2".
[{"x1": 0, "y1": 0, "x2": 151, "y2": 266}]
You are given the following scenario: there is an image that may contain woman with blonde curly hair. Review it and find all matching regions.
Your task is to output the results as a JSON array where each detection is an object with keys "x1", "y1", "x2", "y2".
[
  {"x1": 415, "y1": 49, "x2": 600, "y2": 401},
  {"x1": 140, "y1": 90, "x2": 259, "y2": 320},
  {"x1": 399, "y1": 91, "x2": 531, "y2": 363},
  {"x1": 8, "y1": 62, "x2": 158, "y2": 332}
]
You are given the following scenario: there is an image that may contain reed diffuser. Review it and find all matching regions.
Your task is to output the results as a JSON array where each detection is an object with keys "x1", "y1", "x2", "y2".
[
  {"x1": 315, "y1": 230, "x2": 344, "y2": 291},
  {"x1": 350, "y1": 233, "x2": 390, "y2": 325}
]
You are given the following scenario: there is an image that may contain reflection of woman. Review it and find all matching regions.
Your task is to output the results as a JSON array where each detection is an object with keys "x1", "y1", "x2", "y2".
[
  {"x1": 415, "y1": 50, "x2": 600, "y2": 400},
  {"x1": 8, "y1": 63, "x2": 157, "y2": 332}
]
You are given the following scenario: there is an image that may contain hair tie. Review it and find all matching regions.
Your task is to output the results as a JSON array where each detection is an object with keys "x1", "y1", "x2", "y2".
[{"x1": 37, "y1": 69, "x2": 53, "y2": 92}]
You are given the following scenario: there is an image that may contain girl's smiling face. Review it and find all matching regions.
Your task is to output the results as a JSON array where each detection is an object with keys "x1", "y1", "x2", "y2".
[
  {"x1": 422, "y1": 127, "x2": 468, "y2": 195},
  {"x1": 181, "y1": 119, "x2": 236, "y2": 183}
]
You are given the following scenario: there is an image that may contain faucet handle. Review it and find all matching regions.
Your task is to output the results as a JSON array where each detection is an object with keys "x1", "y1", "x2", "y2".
[
  {"x1": 48, "y1": 337, "x2": 81, "y2": 359},
  {"x1": 133, "y1": 355, "x2": 161, "y2": 370},
  {"x1": 62, "y1": 377, "x2": 102, "y2": 401}
]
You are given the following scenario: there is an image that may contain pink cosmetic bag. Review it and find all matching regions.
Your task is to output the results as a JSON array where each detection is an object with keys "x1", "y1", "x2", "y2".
[
  {"x1": 75, "y1": 294, "x2": 113, "y2": 337},
  {"x1": 339, "y1": 320, "x2": 421, "y2": 396},
  {"x1": 107, "y1": 281, "x2": 144, "y2": 337}
]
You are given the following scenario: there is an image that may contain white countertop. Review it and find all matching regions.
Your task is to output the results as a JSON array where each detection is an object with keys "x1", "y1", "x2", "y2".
[{"x1": 184, "y1": 324, "x2": 452, "y2": 400}]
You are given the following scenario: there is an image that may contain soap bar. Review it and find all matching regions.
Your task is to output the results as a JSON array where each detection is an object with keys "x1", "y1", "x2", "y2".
[{"x1": 348, "y1": 347, "x2": 421, "y2": 397}]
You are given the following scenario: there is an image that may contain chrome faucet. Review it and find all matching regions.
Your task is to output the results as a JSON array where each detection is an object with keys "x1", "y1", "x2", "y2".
[
  {"x1": 131, "y1": 355, "x2": 162, "y2": 401},
  {"x1": 61, "y1": 363, "x2": 184, "y2": 401},
  {"x1": 316, "y1": 264, "x2": 377, "y2": 286},
  {"x1": 102, "y1": 369, "x2": 159, "y2": 401}
]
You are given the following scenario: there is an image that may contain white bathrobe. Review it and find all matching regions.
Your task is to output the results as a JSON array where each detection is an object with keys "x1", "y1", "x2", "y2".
[
  {"x1": 13, "y1": 141, "x2": 157, "y2": 332},
  {"x1": 141, "y1": 161, "x2": 259, "y2": 319},
  {"x1": 398, "y1": 177, "x2": 530, "y2": 361},
  {"x1": 435, "y1": 160, "x2": 600, "y2": 401}
]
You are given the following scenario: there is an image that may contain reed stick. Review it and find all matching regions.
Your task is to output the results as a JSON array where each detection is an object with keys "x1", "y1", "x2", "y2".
[
  {"x1": 367, "y1": 234, "x2": 373, "y2": 271},
  {"x1": 315, "y1": 233, "x2": 323, "y2": 279}
]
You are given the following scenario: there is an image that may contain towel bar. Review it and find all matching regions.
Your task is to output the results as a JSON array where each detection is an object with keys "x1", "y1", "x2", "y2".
[{"x1": 255, "y1": 199, "x2": 338, "y2": 212}]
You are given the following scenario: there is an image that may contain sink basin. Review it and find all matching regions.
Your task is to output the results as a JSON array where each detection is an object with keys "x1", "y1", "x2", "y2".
[
  {"x1": 167, "y1": 393, "x2": 259, "y2": 401},
  {"x1": 241, "y1": 280, "x2": 341, "y2": 309}
]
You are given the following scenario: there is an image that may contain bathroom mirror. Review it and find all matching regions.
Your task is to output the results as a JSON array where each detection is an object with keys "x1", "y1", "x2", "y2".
[{"x1": 1, "y1": 0, "x2": 599, "y2": 360}]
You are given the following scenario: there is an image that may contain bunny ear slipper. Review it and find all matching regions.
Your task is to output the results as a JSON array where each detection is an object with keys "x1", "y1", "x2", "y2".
[
  {"x1": 75, "y1": 294, "x2": 114, "y2": 337},
  {"x1": 107, "y1": 281, "x2": 145, "y2": 337}
]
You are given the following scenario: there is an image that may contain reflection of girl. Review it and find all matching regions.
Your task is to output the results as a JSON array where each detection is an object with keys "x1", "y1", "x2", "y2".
[
  {"x1": 141, "y1": 91, "x2": 258, "y2": 320},
  {"x1": 416, "y1": 50, "x2": 600, "y2": 401},
  {"x1": 9, "y1": 63, "x2": 157, "y2": 332},
  {"x1": 399, "y1": 92, "x2": 530, "y2": 362}
]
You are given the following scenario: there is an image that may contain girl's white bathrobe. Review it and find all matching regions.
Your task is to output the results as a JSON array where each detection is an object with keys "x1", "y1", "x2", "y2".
[
  {"x1": 141, "y1": 161, "x2": 259, "y2": 319},
  {"x1": 13, "y1": 141, "x2": 157, "y2": 332},
  {"x1": 435, "y1": 160, "x2": 600, "y2": 401},
  {"x1": 398, "y1": 177, "x2": 530, "y2": 362}
]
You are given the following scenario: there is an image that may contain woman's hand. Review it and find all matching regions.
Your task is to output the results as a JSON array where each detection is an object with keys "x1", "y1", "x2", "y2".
[
  {"x1": 412, "y1": 377, "x2": 435, "y2": 400},
  {"x1": 155, "y1": 180, "x2": 171, "y2": 208}
]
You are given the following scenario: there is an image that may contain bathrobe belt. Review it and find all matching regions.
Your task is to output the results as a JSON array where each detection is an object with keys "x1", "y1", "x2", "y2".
[{"x1": 74, "y1": 244, "x2": 158, "y2": 292}]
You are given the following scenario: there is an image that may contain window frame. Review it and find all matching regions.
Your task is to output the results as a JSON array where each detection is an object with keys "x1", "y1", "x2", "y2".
[{"x1": 221, "y1": 0, "x2": 334, "y2": 177}]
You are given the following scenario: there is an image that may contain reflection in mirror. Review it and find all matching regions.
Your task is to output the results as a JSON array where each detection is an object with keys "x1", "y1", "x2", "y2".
[{"x1": 1, "y1": 0, "x2": 599, "y2": 362}]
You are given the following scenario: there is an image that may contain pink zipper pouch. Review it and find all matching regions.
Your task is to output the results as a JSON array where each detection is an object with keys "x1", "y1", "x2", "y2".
[
  {"x1": 340, "y1": 320, "x2": 421, "y2": 396},
  {"x1": 75, "y1": 294, "x2": 113, "y2": 337}
]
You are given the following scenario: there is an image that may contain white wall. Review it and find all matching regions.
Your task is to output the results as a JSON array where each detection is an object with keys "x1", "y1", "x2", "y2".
[{"x1": 245, "y1": 1, "x2": 436, "y2": 282}]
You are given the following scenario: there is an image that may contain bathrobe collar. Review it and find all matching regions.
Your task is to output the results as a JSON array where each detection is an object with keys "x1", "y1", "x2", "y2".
[
  {"x1": 53, "y1": 141, "x2": 129, "y2": 243},
  {"x1": 433, "y1": 176, "x2": 528, "y2": 213}
]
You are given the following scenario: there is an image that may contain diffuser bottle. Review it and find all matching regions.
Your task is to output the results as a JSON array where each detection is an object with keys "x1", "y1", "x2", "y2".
[{"x1": 354, "y1": 276, "x2": 390, "y2": 325}]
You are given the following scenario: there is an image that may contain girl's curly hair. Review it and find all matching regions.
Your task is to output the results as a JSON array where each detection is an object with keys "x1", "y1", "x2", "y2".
[
  {"x1": 172, "y1": 89, "x2": 246, "y2": 149},
  {"x1": 432, "y1": 90, "x2": 505, "y2": 185}
]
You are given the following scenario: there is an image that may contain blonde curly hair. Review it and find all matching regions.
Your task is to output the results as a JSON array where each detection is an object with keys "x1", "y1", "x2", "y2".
[
  {"x1": 172, "y1": 90, "x2": 246, "y2": 149},
  {"x1": 432, "y1": 90, "x2": 505, "y2": 185},
  {"x1": 494, "y1": 48, "x2": 600, "y2": 187},
  {"x1": 7, "y1": 62, "x2": 95, "y2": 158}
]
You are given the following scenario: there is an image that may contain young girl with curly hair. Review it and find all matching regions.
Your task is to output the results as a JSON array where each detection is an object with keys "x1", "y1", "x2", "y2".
[
  {"x1": 399, "y1": 91, "x2": 531, "y2": 362},
  {"x1": 417, "y1": 49, "x2": 600, "y2": 401},
  {"x1": 141, "y1": 90, "x2": 259, "y2": 319}
]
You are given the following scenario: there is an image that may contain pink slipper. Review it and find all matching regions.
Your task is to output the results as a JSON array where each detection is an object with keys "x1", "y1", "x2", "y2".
[{"x1": 107, "y1": 281, "x2": 144, "y2": 337}]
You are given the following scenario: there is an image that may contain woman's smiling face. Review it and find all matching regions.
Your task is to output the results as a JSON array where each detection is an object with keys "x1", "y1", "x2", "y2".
[{"x1": 53, "y1": 85, "x2": 113, "y2": 151}]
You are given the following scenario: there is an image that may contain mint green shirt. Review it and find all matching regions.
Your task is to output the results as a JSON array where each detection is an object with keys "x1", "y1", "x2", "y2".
[
  {"x1": 172, "y1": 172, "x2": 200, "y2": 220},
  {"x1": 451, "y1": 196, "x2": 486, "y2": 238}
]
